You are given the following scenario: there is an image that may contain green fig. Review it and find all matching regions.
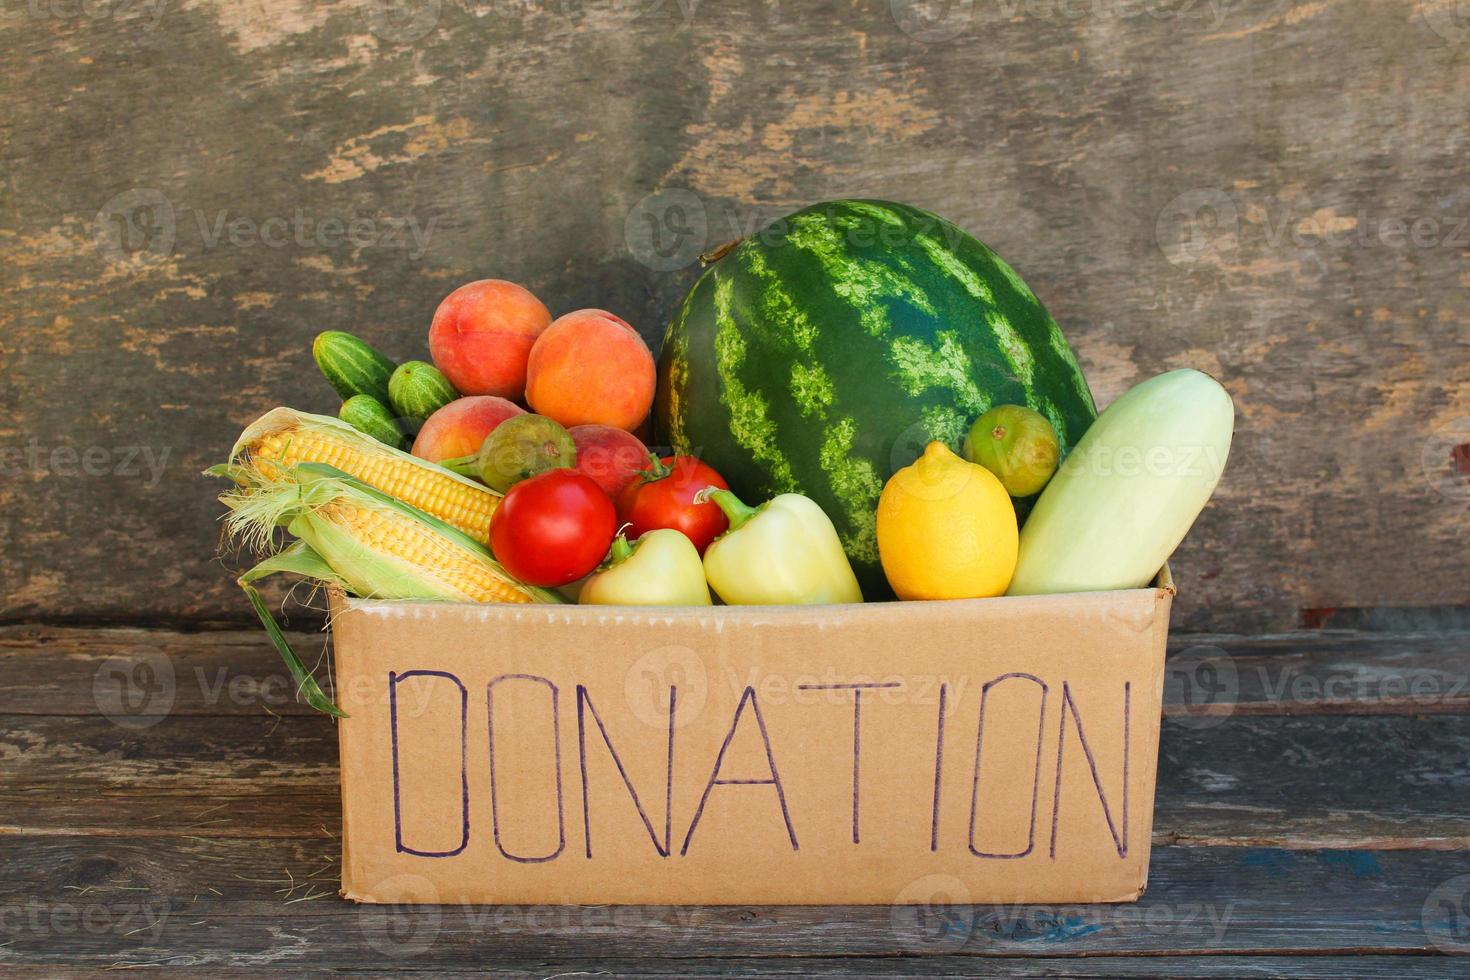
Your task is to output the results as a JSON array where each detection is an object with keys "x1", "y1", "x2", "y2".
[
  {"x1": 962, "y1": 404, "x2": 1060, "y2": 498},
  {"x1": 475, "y1": 414, "x2": 576, "y2": 492}
]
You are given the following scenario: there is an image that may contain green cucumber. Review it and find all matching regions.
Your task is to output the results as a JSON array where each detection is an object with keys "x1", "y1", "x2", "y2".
[
  {"x1": 389, "y1": 360, "x2": 458, "y2": 433},
  {"x1": 313, "y1": 330, "x2": 396, "y2": 403},
  {"x1": 338, "y1": 394, "x2": 409, "y2": 451}
]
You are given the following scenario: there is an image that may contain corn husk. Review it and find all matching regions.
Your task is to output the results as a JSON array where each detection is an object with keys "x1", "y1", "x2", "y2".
[
  {"x1": 212, "y1": 462, "x2": 560, "y2": 716},
  {"x1": 228, "y1": 407, "x2": 488, "y2": 492}
]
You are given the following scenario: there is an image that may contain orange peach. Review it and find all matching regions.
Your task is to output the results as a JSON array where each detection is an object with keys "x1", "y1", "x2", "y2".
[
  {"x1": 570, "y1": 424, "x2": 650, "y2": 498},
  {"x1": 412, "y1": 395, "x2": 525, "y2": 463},
  {"x1": 524, "y1": 309, "x2": 654, "y2": 431},
  {"x1": 428, "y1": 279, "x2": 552, "y2": 399}
]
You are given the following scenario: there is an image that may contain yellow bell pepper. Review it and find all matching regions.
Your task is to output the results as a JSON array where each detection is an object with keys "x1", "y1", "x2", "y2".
[
  {"x1": 579, "y1": 529, "x2": 712, "y2": 606},
  {"x1": 697, "y1": 489, "x2": 863, "y2": 605}
]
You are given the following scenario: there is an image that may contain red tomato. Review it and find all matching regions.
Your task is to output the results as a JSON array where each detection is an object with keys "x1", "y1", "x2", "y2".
[
  {"x1": 490, "y1": 469, "x2": 616, "y2": 587},
  {"x1": 616, "y1": 455, "x2": 729, "y2": 554}
]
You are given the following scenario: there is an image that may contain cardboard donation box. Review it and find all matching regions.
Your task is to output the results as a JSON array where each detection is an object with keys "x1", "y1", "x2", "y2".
[{"x1": 329, "y1": 571, "x2": 1174, "y2": 906}]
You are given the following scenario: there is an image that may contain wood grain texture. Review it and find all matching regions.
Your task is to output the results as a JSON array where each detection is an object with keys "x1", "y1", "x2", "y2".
[
  {"x1": 2, "y1": 627, "x2": 1468, "y2": 971},
  {"x1": 8, "y1": 624, "x2": 1467, "y2": 717},
  {"x1": 3, "y1": 627, "x2": 1469, "y2": 848},
  {"x1": 2, "y1": 1, "x2": 1468, "y2": 631},
  {"x1": 7, "y1": 710, "x2": 1469, "y2": 848},
  {"x1": 0, "y1": 836, "x2": 1466, "y2": 967},
  {"x1": 0, "y1": 960, "x2": 1463, "y2": 979}
]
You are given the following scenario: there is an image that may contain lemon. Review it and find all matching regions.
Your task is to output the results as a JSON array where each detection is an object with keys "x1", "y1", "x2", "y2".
[{"x1": 876, "y1": 441, "x2": 1019, "y2": 600}]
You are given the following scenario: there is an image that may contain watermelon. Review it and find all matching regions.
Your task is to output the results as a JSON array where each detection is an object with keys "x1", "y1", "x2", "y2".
[{"x1": 655, "y1": 199, "x2": 1097, "y2": 600}]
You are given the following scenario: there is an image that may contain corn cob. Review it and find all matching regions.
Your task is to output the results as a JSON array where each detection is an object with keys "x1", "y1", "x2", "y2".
[
  {"x1": 222, "y1": 462, "x2": 557, "y2": 606},
  {"x1": 231, "y1": 407, "x2": 499, "y2": 544},
  {"x1": 311, "y1": 498, "x2": 532, "y2": 603},
  {"x1": 218, "y1": 464, "x2": 560, "y2": 716}
]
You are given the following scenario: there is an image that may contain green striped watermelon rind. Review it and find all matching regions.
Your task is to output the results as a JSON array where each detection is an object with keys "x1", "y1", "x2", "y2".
[{"x1": 655, "y1": 199, "x2": 1097, "y2": 600}]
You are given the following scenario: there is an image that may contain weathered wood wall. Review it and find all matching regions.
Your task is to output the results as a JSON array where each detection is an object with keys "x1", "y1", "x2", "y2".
[{"x1": 2, "y1": 0, "x2": 1466, "y2": 631}]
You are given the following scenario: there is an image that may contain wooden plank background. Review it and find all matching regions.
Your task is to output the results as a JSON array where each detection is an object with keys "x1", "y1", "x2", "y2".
[
  {"x1": 1, "y1": 0, "x2": 1466, "y2": 631},
  {"x1": 4, "y1": 623, "x2": 1470, "y2": 970}
]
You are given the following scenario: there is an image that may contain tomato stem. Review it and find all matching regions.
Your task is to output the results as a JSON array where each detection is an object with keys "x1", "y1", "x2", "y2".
[{"x1": 635, "y1": 452, "x2": 673, "y2": 484}]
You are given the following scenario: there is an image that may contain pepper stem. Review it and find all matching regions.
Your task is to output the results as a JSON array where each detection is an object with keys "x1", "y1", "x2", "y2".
[
  {"x1": 696, "y1": 487, "x2": 759, "y2": 531},
  {"x1": 608, "y1": 533, "x2": 634, "y2": 565}
]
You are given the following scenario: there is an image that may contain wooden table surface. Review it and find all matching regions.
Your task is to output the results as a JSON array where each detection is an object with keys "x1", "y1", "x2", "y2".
[{"x1": 3, "y1": 624, "x2": 1468, "y2": 976}]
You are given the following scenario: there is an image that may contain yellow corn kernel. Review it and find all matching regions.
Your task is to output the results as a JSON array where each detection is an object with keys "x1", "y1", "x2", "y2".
[
  {"x1": 247, "y1": 426, "x2": 498, "y2": 544},
  {"x1": 322, "y1": 501, "x2": 533, "y2": 604}
]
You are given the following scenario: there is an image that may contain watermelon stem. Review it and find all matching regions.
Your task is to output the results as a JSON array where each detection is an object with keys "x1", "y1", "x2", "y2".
[
  {"x1": 699, "y1": 238, "x2": 744, "y2": 265},
  {"x1": 696, "y1": 487, "x2": 759, "y2": 531}
]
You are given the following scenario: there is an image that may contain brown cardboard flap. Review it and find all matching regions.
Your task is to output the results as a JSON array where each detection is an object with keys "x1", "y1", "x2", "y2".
[{"x1": 328, "y1": 586, "x2": 1172, "y2": 905}]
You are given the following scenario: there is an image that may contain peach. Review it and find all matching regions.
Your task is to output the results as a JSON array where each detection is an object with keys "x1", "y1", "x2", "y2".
[
  {"x1": 428, "y1": 279, "x2": 552, "y2": 399},
  {"x1": 570, "y1": 424, "x2": 651, "y2": 498},
  {"x1": 412, "y1": 395, "x2": 525, "y2": 463},
  {"x1": 524, "y1": 309, "x2": 655, "y2": 431}
]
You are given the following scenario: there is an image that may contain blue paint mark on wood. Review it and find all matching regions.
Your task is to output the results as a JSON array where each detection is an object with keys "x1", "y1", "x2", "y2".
[
  {"x1": 1241, "y1": 848, "x2": 1298, "y2": 875},
  {"x1": 1322, "y1": 850, "x2": 1383, "y2": 877}
]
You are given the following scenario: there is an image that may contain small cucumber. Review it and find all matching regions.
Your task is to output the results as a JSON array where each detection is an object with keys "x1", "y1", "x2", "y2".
[
  {"x1": 389, "y1": 361, "x2": 458, "y2": 433},
  {"x1": 339, "y1": 394, "x2": 409, "y2": 451},
  {"x1": 313, "y1": 331, "x2": 396, "y2": 403}
]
